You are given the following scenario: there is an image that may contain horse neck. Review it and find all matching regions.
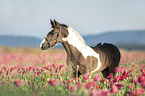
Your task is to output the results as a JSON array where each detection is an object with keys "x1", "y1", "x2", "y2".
[{"x1": 62, "y1": 27, "x2": 88, "y2": 58}]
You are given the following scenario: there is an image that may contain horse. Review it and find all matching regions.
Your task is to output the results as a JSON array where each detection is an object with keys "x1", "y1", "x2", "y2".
[{"x1": 40, "y1": 19, "x2": 121, "y2": 78}]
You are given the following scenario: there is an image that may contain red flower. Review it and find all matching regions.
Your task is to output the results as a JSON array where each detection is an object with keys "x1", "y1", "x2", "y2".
[
  {"x1": 48, "y1": 79, "x2": 60, "y2": 86},
  {"x1": 55, "y1": 68, "x2": 59, "y2": 73},
  {"x1": 22, "y1": 71, "x2": 26, "y2": 74},
  {"x1": 120, "y1": 75, "x2": 125, "y2": 81},
  {"x1": 128, "y1": 84, "x2": 133, "y2": 90},
  {"x1": 110, "y1": 79, "x2": 114, "y2": 85},
  {"x1": 67, "y1": 80, "x2": 72, "y2": 85},
  {"x1": 116, "y1": 83, "x2": 123, "y2": 89},
  {"x1": 41, "y1": 68, "x2": 44, "y2": 72},
  {"x1": 52, "y1": 64, "x2": 56, "y2": 69},
  {"x1": 133, "y1": 79, "x2": 138, "y2": 85},
  {"x1": 63, "y1": 80, "x2": 66, "y2": 84},
  {"x1": 110, "y1": 84, "x2": 119, "y2": 94},
  {"x1": 123, "y1": 70, "x2": 128, "y2": 76},
  {"x1": 76, "y1": 81, "x2": 83, "y2": 89},
  {"x1": 72, "y1": 77, "x2": 77, "y2": 82},
  {"x1": 84, "y1": 81, "x2": 95, "y2": 89},
  {"x1": 13, "y1": 79, "x2": 25, "y2": 87},
  {"x1": 69, "y1": 84, "x2": 76, "y2": 92},
  {"x1": 113, "y1": 67, "x2": 119, "y2": 73},
  {"x1": 37, "y1": 72, "x2": 41, "y2": 75},
  {"x1": 3, "y1": 66, "x2": 7, "y2": 71},
  {"x1": 114, "y1": 76, "x2": 120, "y2": 82},
  {"x1": 107, "y1": 73, "x2": 113, "y2": 79},
  {"x1": 129, "y1": 69, "x2": 133, "y2": 73},
  {"x1": 101, "y1": 78, "x2": 108, "y2": 83},
  {"x1": 6, "y1": 70, "x2": 9, "y2": 76},
  {"x1": 95, "y1": 84, "x2": 101, "y2": 89},
  {"x1": 93, "y1": 74, "x2": 101, "y2": 81}
]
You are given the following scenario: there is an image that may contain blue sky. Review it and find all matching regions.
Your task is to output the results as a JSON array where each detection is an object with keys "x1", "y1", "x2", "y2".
[{"x1": 0, "y1": 0, "x2": 145, "y2": 38}]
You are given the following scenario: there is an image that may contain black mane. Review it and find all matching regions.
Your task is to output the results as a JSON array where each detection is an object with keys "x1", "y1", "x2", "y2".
[{"x1": 60, "y1": 24, "x2": 68, "y2": 28}]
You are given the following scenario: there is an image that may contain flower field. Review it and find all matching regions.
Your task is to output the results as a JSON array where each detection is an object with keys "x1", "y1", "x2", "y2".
[{"x1": 0, "y1": 47, "x2": 145, "y2": 96}]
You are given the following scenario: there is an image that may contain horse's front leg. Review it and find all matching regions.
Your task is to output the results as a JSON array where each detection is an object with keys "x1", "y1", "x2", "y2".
[{"x1": 66, "y1": 56, "x2": 77, "y2": 77}]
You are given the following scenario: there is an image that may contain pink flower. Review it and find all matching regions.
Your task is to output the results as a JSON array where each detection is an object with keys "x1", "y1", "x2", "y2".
[
  {"x1": 136, "y1": 87, "x2": 145, "y2": 95},
  {"x1": 76, "y1": 81, "x2": 83, "y2": 89},
  {"x1": 110, "y1": 84, "x2": 119, "y2": 94},
  {"x1": 138, "y1": 75, "x2": 145, "y2": 83},
  {"x1": 83, "y1": 73, "x2": 91, "y2": 81},
  {"x1": 141, "y1": 81, "x2": 145, "y2": 88},
  {"x1": 48, "y1": 79, "x2": 60, "y2": 86},
  {"x1": 125, "y1": 87, "x2": 144, "y2": 96},
  {"x1": 84, "y1": 81, "x2": 95, "y2": 89},
  {"x1": 13, "y1": 79, "x2": 25, "y2": 87},
  {"x1": 69, "y1": 84, "x2": 76, "y2": 92},
  {"x1": 107, "y1": 73, "x2": 113, "y2": 79},
  {"x1": 28, "y1": 81, "x2": 31, "y2": 85},
  {"x1": 90, "y1": 89, "x2": 111, "y2": 96},
  {"x1": 113, "y1": 67, "x2": 119, "y2": 73},
  {"x1": 3, "y1": 66, "x2": 7, "y2": 71},
  {"x1": 0, "y1": 70, "x2": 3, "y2": 74},
  {"x1": 59, "y1": 64, "x2": 65, "y2": 70},
  {"x1": 93, "y1": 74, "x2": 101, "y2": 81},
  {"x1": 124, "y1": 91, "x2": 136, "y2": 96}
]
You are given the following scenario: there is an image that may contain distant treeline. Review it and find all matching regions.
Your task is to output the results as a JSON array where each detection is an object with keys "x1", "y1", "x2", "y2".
[{"x1": 117, "y1": 44, "x2": 145, "y2": 51}]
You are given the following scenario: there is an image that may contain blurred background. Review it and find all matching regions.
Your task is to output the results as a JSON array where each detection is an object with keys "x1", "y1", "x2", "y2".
[{"x1": 0, "y1": 0, "x2": 145, "y2": 50}]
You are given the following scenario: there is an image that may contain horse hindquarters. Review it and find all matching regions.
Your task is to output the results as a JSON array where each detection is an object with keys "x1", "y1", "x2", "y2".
[
  {"x1": 96, "y1": 43, "x2": 121, "y2": 78},
  {"x1": 108, "y1": 48, "x2": 120, "y2": 77}
]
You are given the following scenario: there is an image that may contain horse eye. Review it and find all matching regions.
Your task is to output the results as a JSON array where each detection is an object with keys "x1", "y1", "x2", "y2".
[{"x1": 49, "y1": 32, "x2": 55, "y2": 35}]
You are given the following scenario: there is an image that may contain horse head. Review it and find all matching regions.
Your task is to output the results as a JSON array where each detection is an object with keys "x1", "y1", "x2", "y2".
[{"x1": 40, "y1": 19, "x2": 68, "y2": 50}]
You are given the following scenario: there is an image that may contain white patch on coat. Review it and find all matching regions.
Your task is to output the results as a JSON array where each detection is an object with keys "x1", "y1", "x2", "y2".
[
  {"x1": 40, "y1": 38, "x2": 46, "y2": 48},
  {"x1": 62, "y1": 27, "x2": 101, "y2": 73}
]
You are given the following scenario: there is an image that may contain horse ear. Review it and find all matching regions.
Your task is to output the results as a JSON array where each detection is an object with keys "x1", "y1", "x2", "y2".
[
  {"x1": 54, "y1": 19, "x2": 60, "y2": 27},
  {"x1": 50, "y1": 19, "x2": 55, "y2": 28}
]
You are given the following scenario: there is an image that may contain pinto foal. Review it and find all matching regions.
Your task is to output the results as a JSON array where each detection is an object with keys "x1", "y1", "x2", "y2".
[{"x1": 40, "y1": 19, "x2": 121, "y2": 78}]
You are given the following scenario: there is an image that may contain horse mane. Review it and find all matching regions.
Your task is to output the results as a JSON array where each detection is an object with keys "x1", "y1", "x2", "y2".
[{"x1": 67, "y1": 27, "x2": 86, "y2": 45}]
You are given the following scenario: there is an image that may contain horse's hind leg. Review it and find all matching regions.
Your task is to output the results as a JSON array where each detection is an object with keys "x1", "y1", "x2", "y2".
[
  {"x1": 101, "y1": 67, "x2": 109, "y2": 78},
  {"x1": 109, "y1": 63, "x2": 119, "y2": 77}
]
